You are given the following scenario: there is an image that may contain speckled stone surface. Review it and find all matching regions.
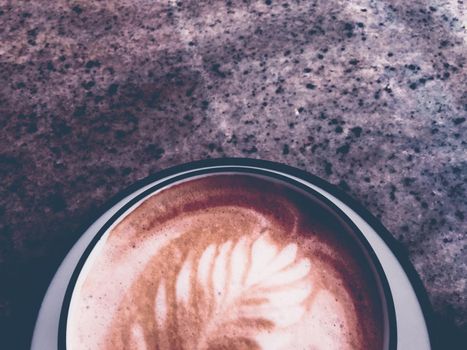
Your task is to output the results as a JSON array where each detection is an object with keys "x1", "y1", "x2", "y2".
[{"x1": 0, "y1": 0, "x2": 466, "y2": 348}]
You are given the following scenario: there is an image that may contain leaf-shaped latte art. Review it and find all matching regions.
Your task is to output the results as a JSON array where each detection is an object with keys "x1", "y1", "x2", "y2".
[{"x1": 143, "y1": 233, "x2": 313, "y2": 350}]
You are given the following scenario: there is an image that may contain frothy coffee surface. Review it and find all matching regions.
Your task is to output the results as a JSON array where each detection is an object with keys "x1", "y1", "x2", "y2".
[{"x1": 67, "y1": 175, "x2": 384, "y2": 349}]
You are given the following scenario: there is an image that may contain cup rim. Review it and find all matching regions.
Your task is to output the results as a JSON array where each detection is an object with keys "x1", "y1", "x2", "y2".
[{"x1": 57, "y1": 158, "x2": 424, "y2": 350}]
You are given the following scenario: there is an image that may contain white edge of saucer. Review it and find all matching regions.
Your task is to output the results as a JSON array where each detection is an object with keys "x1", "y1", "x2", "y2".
[{"x1": 31, "y1": 165, "x2": 431, "y2": 350}]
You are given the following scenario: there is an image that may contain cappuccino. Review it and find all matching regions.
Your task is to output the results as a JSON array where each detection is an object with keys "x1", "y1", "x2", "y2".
[{"x1": 67, "y1": 174, "x2": 385, "y2": 349}]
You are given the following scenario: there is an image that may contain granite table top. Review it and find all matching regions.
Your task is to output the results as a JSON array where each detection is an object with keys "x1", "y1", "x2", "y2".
[{"x1": 0, "y1": 0, "x2": 466, "y2": 348}]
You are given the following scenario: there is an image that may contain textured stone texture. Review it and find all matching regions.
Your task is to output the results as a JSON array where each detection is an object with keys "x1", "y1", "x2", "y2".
[{"x1": 0, "y1": 0, "x2": 465, "y2": 348}]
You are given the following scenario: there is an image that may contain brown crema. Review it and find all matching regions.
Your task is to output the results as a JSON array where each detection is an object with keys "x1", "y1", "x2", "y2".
[{"x1": 67, "y1": 174, "x2": 384, "y2": 350}]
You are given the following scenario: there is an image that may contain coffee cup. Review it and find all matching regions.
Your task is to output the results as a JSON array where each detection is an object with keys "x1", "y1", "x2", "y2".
[{"x1": 60, "y1": 164, "x2": 396, "y2": 349}]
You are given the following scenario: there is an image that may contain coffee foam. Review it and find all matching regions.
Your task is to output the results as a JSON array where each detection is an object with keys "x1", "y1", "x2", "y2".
[{"x1": 67, "y1": 174, "x2": 384, "y2": 349}]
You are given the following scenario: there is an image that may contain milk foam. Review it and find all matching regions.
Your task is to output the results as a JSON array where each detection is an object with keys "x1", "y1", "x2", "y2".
[
  {"x1": 152, "y1": 233, "x2": 315, "y2": 349},
  {"x1": 67, "y1": 175, "x2": 383, "y2": 350}
]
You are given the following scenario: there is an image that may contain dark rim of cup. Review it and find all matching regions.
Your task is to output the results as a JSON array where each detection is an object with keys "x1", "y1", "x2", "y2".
[{"x1": 57, "y1": 158, "x2": 432, "y2": 350}]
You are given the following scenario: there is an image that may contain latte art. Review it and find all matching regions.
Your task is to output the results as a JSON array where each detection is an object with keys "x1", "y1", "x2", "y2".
[
  {"x1": 67, "y1": 175, "x2": 385, "y2": 349},
  {"x1": 148, "y1": 233, "x2": 312, "y2": 349}
]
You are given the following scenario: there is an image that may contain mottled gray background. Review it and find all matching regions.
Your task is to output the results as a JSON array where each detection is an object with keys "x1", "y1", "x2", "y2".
[{"x1": 0, "y1": 0, "x2": 466, "y2": 349}]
